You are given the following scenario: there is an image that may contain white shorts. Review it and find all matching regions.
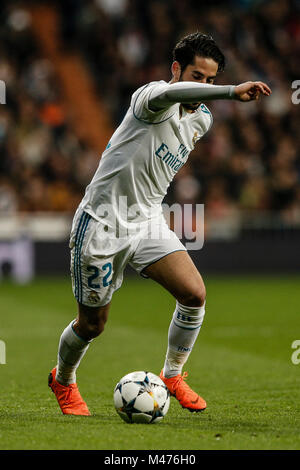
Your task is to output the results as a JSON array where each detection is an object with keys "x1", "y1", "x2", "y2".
[{"x1": 69, "y1": 209, "x2": 186, "y2": 307}]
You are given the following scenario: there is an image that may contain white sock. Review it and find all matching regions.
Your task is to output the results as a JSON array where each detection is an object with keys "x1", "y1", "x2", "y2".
[
  {"x1": 163, "y1": 301, "x2": 205, "y2": 378},
  {"x1": 55, "y1": 320, "x2": 91, "y2": 386}
]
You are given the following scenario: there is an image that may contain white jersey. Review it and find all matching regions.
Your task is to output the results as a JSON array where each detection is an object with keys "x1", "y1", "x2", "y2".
[{"x1": 79, "y1": 80, "x2": 212, "y2": 232}]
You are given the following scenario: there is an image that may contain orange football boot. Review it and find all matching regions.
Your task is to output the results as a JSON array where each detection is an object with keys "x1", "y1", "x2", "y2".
[
  {"x1": 160, "y1": 370, "x2": 206, "y2": 412},
  {"x1": 48, "y1": 368, "x2": 91, "y2": 416}
]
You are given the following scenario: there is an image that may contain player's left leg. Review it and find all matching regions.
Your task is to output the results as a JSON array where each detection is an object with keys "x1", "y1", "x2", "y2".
[
  {"x1": 143, "y1": 250, "x2": 206, "y2": 372},
  {"x1": 142, "y1": 250, "x2": 207, "y2": 411},
  {"x1": 130, "y1": 219, "x2": 207, "y2": 410}
]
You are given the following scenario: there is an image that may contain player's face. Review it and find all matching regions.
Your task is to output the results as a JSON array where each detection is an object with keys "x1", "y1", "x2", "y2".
[{"x1": 180, "y1": 56, "x2": 219, "y2": 111}]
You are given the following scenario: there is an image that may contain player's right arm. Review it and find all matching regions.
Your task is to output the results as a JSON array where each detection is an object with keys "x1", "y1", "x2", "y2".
[{"x1": 148, "y1": 81, "x2": 271, "y2": 111}]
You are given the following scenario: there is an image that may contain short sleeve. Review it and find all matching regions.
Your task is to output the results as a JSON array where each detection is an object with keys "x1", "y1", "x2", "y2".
[{"x1": 131, "y1": 81, "x2": 175, "y2": 124}]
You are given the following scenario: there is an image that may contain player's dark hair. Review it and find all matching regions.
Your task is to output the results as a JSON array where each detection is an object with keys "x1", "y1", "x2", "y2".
[{"x1": 173, "y1": 32, "x2": 225, "y2": 73}]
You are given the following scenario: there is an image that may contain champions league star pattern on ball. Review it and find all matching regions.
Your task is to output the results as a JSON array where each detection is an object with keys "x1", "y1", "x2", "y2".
[{"x1": 114, "y1": 371, "x2": 170, "y2": 424}]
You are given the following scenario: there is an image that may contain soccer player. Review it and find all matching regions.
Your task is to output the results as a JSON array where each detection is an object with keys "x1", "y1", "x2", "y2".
[{"x1": 48, "y1": 33, "x2": 271, "y2": 415}]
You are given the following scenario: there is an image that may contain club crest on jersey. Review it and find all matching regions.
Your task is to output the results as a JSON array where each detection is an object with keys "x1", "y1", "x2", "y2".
[{"x1": 192, "y1": 132, "x2": 199, "y2": 146}]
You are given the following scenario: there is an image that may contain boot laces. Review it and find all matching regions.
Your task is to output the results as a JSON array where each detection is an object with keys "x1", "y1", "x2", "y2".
[{"x1": 173, "y1": 372, "x2": 197, "y2": 399}]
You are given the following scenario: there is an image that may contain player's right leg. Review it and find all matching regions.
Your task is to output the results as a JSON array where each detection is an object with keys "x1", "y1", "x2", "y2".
[
  {"x1": 49, "y1": 209, "x2": 129, "y2": 416},
  {"x1": 48, "y1": 301, "x2": 110, "y2": 416}
]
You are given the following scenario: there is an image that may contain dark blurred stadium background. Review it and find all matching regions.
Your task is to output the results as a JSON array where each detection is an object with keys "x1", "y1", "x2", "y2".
[{"x1": 0, "y1": 0, "x2": 299, "y2": 282}]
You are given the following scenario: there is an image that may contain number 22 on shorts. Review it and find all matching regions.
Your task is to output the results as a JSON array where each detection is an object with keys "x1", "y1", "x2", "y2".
[{"x1": 87, "y1": 263, "x2": 112, "y2": 288}]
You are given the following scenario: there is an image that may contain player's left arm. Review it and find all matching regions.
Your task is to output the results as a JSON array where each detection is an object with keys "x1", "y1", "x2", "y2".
[
  {"x1": 148, "y1": 81, "x2": 271, "y2": 111},
  {"x1": 233, "y1": 81, "x2": 271, "y2": 101}
]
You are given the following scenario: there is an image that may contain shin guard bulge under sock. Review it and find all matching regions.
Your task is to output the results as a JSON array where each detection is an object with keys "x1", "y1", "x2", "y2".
[
  {"x1": 55, "y1": 320, "x2": 92, "y2": 386},
  {"x1": 163, "y1": 301, "x2": 205, "y2": 378}
]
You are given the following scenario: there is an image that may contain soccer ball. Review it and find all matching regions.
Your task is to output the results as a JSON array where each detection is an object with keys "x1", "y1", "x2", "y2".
[{"x1": 113, "y1": 371, "x2": 170, "y2": 424}]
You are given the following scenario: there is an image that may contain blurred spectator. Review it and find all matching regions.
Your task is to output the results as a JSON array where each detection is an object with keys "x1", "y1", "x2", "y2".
[{"x1": 0, "y1": 0, "x2": 299, "y2": 228}]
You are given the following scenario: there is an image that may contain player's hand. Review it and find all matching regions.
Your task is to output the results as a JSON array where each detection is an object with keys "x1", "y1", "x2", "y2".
[{"x1": 234, "y1": 81, "x2": 271, "y2": 102}]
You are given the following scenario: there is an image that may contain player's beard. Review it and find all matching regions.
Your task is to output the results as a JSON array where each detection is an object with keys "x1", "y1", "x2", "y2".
[
  {"x1": 182, "y1": 102, "x2": 200, "y2": 111},
  {"x1": 179, "y1": 73, "x2": 200, "y2": 112}
]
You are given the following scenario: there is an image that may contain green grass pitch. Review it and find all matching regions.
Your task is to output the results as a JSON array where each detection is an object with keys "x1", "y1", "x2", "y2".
[{"x1": 0, "y1": 274, "x2": 299, "y2": 450}]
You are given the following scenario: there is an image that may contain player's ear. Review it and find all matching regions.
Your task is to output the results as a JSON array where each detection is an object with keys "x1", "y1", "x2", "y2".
[{"x1": 171, "y1": 61, "x2": 181, "y2": 82}]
